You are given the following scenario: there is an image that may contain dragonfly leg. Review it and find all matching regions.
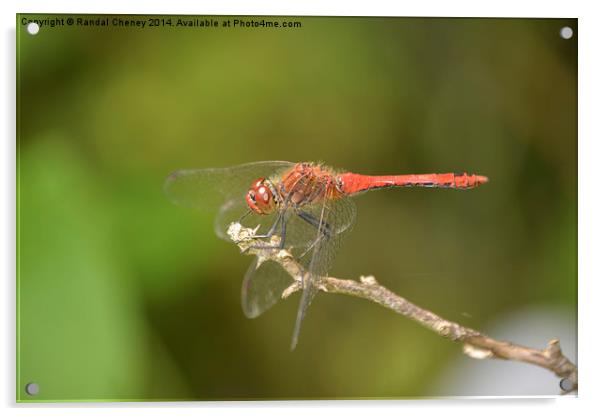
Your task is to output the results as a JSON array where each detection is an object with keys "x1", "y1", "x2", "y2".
[
  {"x1": 251, "y1": 207, "x2": 286, "y2": 239},
  {"x1": 267, "y1": 211, "x2": 284, "y2": 237},
  {"x1": 279, "y1": 213, "x2": 287, "y2": 249},
  {"x1": 249, "y1": 209, "x2": 289, "y2": 251},
  {"x1": 295, "y1": 210, "x2": 332, "y2": 260},
  {"x1": 296, "y1": 211, "x2": 332, "y2": 239}
]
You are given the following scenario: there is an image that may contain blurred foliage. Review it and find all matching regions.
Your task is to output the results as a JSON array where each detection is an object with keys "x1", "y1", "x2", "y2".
[{"x1": 17, "y1": 15, "x2": 576, "y2": 400}]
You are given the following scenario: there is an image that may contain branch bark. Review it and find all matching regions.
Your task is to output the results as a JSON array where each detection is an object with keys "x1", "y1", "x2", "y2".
[{"x1": 227, "y1": 223, "x2": 578, "y2": 394}]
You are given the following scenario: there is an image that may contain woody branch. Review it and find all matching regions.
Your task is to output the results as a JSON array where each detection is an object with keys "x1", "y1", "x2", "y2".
[{"x1": 227, "y1": 223, "x2": 578, "y2": 393}]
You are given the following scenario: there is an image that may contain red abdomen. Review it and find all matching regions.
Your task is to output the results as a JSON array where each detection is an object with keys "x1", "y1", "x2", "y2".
[{"x1": 338, "y1": 172, "x2": 488, "y2": 195}]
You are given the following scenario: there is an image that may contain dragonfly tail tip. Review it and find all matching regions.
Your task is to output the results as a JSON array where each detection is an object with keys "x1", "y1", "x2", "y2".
[{"x1": 477, "y1": 175, "x2": 489, "y2": 185}]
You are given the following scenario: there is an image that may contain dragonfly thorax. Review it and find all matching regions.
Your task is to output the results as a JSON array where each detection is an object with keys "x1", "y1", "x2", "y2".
[{"x1": 246, "y1": 178, "x2": 279, "y2": 215}]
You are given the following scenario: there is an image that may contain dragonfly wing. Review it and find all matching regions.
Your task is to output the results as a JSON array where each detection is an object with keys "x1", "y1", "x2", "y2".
[
  {"x1": 241, "y1": 257, "x2": 295, "y2": 318},
  {"x1": 164, "y1": 161, "x2": 294, "y2": 211},
  {"x1": 273, "y1": 197, "x2": 356, "y2": 259},
  {"x1": 289, "y1": 196, "x2": 357, "y2": 349}
]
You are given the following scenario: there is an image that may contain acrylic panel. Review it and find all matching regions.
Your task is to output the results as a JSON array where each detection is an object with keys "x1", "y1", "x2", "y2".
[{"x1": 16, "y1": 14, "x2": 577, "y2": 401}]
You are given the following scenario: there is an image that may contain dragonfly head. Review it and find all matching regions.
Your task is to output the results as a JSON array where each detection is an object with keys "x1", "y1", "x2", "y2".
[{"x1": 246, "y1": 178, "x2": 277, "y2": 215}]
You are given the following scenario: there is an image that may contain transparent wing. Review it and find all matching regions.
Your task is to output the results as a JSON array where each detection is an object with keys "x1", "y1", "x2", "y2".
[
  {"x1": 290, "y1": 196, "x2": 357, "y2": 349},
  {"x1": 214, "y1": 190, "x2": 356, "y2": 246},
  {"x1": 292, "y1": 196, "x2": 356, "y2": 247},
  {"x1": 239, "y1": 197, "x2": 357, "y2": 324},
  {"x1": 241, "y1": 257, "x2": 295, "y2": 319},
  {"x1": 164, "y1": 161, "x2": 294, "y2": 211}
]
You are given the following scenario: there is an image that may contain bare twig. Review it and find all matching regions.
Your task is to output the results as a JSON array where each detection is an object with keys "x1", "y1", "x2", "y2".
[{"x1": 228, "y1": 223, "x2": 578, "y2": 393}]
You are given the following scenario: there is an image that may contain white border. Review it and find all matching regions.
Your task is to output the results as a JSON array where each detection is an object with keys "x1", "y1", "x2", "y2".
[{"x1": 3, "y1": 1, "x2": 600, "y2": 416}]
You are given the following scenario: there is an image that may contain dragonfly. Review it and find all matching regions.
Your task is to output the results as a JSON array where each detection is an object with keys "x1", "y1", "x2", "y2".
[{"x1": 164, "y1": 161, "x2": 488, "y2": 349}]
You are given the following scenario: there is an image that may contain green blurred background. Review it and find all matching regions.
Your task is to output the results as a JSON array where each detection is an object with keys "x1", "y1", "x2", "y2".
[{"x1": 17, "y1": 15, "x2": 577, "y2": 401}]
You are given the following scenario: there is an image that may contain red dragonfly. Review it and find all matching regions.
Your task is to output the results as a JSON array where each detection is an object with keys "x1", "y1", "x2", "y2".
[{"x1": 165, "y1": 161, "x2": 488, "y2": 349}]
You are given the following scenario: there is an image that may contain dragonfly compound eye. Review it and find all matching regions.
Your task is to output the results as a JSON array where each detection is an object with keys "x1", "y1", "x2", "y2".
[
  {"x1": 245, "y1": 189, "x2": 262, "y2": 214},
  {"x1": 257, "y1": 186, "x2": 270, "y2": 202},
  {"x1": 246, "y1": 178, "x2": 277, "y2": 215}
]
